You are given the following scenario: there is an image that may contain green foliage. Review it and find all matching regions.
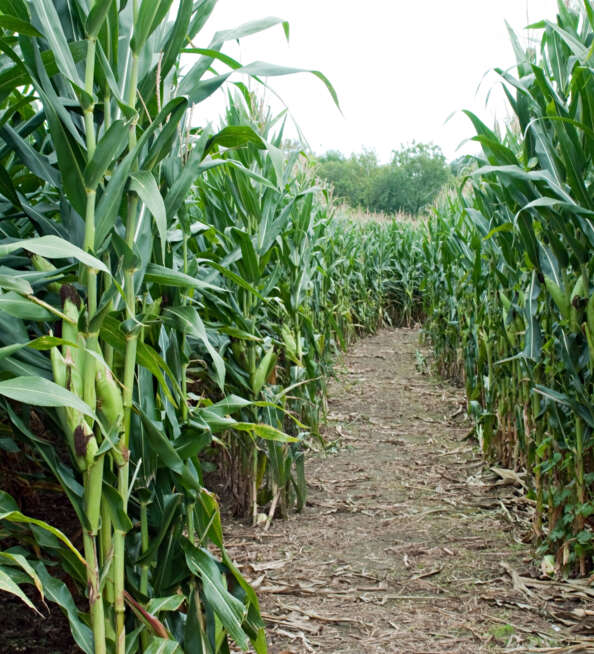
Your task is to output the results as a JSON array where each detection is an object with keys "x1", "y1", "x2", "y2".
[
  {"x1": 180, "y1": 92, "x2": 425, "y2": 526},
  {"x1": 316, "y1": 149, "x2": 377, "y2": 208},
  {"x1": 0, "y1": 3, "x2": 347, "y2": 653},
  {"x1": 0, "y1": 2, "x2": 424, "y2": 651},
  {"x1": 419, "y1": 2, "x2": 594, "y2": 575},
  {"x1": 316, "y1": 143, "x2": 451, "y2": 215},
  {"x1": 376, "y1": 143, "x2": 451, "y2": 214}
]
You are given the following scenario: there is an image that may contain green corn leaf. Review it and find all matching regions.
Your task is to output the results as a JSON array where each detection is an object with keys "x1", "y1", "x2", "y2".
[
  {"x1": 230, "y1": 228, "x2": 260, "y2": 282},
  {"x1": 0, "y1": 235, "x2": 109, "y2": 274},
  {"x1": 197, "y1": 258, "x2": 264, "y2": 299},
  {"x1": 131, "y1": 0, "x2": 174, "y2": 53},
  {"x1": 0, "y1": 292, "x2": 54, "y2": 321},
  {"x1": 146, "y1": 595, "x2": 185, "y2": 614},
  {"x1": 142, "y1": 638, "x2": 181, "y2": 654},
  {"x1": 233, "y1": 422, "x2": 299, "y2": 443},
  {"x1": 539, "y1": 244, "x2": 562, "y2": 287},
  {"x1": 94, "y1": 42, "x2": 136, "y2": 118},
  {"x1": 534, "y1": 385, "x2": 571, "y2": 407},
  {"x1": 101, "y1": 482, "x2": 133, "y2": 532},
  {"x1": 0, "y1": 14, "x2": 41, "y2": 36},
  {"x1": 0, "y1": 491, "x2": 85, "y2": 563},
  {"x1": 188, "y1": 0, "x2": 217, "y2": 38},
  {"x1": 164, "y1": 151, "x2": 219, "y2": 220},
  {"x1": 94, "y1": 149, "x2": 137, "y2": 247},
  {"x1": 157, "y1": 0, "x2": 193, "y2": 86},
  {"x1": 30, "y1": 561, "x2": 93, "y2": 654},
  {"x1": 209, "y1": 16, "x2": 288, "y2": 50},
  {"x1": 226, "y1": 159, "x2": 277, "y2": 190},
  {"x1": 0, "y1": 41, "x2": 85, "y2": 101},
  {"x1": 0, "y1": 124, "x2": 59, "y2": 187},
  {"x1": 84, "y1": 120, "x2": 128, "y2": 189},
  {"x1": 217, "y1": 325, "x2": 261, "y2": 341},
  {"x1": 134, "y1": 492, "x2": 183, "y2": 564},
  {"x1": 183, "y1": 581, "x2": 207, "y2": 652},
  {"x1": 0, "y1": 376, "x2": 94, "y2": 418},
  {"x1": 165, "y1": 306, "x2": 225, "y2": 390},
  {"x1": 222, "y1": 551, "x2": 266, "y2": 642},
  {"x1": 0, "y1": 162, "x2": 21, "y2": 207},
  {"x1": 142, "y1": 99, "x2": 189, "y2": 170},
  {"x1": 543, "y1": 20, "x2": 590, "y2": 62},
  {"x1": 179, "y1": 17, "x2": 288, "y2": 96},
  {"x1": 0, "y1": 551, "x2": 44, "y2": 601},
  {"x1": 100, "y1": 315, "x2": 181, "y2": 405},
  {"x1": 129, "y1": 172, "x2": 167, "y2": 255},
  {"x1": 174, "y1": 428, "x2": 211, "y2": 460},
  {"x1": 181, "y1": 539, "x2": 249, "y2": 651},
  {"x1": 36, "y1": 88, "x2": 87, "y2": 216},
  {"x1": 204, "y1": 125, "x2": 266, "y2": 154},
  {"x1": 136, "y1": 410, "x2": 184, "y2": 474},
  {"x1": 180, "y1": 54, "x2": 340, "y2": 111},
  {"x1": 30, "y1": 0, "x2": 84, "y2": 88},
  {"x1": 95, "y1": 97, "x2": 188, "y2": 247},
  {"x1": 144, "y1": 263, "x2": 223, "y2": 293},
  {"x1": 208, "y1": 395, "x2": 252, "y2": 415},
  {"x1": 1, "y1": 0, "x2": 28, "y2": 21},
  {"x1": 0, "y1": 566, "x2": 41, "y2": 613},
  {"x1": 0, "y1": 273, "x2": 33, "y2": 295},
  {"x1": 86, "y1": 0, "x2": 113, "y2": 37},
  {"x1": 0, "y1": 336, "x2": 77, "y2": 362}
]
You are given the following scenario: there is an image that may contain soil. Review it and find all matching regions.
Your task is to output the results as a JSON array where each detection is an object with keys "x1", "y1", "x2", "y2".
[
  {"x1": 3, "y1": 327, "x2": 594, "y2": 653},
  {"x1": 0, "y1": 423, "x2": 83, "y2": 654},
  {"x1": 225, "y1": 328, "x2": 594, "y2": 653}
]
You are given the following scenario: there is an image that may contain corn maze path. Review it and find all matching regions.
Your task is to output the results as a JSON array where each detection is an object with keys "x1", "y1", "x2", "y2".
[{"x1": 227, "y1": 328, "x2": 592, "y2": 654}]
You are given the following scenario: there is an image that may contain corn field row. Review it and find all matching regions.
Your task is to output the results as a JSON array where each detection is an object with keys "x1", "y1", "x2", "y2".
[
  {"x1": 0, "y1": 2, "x2": 422, "y2": 652},
  {"x1": 421, "y1": 2, "x2": 594, "y2": 576}
]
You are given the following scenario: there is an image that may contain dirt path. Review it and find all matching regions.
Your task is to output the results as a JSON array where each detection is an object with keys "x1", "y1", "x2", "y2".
[{"x1": 227, "y1": 328, "x2": 593, "y2": 653}]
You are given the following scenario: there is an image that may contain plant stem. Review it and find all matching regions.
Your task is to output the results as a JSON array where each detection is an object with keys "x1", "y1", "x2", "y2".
[
  {"x1": 83, "y1": 458, "x2": 106, "y2": 654},
  {"x1": 140, "y1": 501, "x2": 149, "y2": 595},
  {"x1": 251, "y1": 447, "x2": 258, "y2": 526},
  {"x1": 139, "y1": 500, "x2": 150, "y2": 650},
  {"x1": 575, "y1": 416, "x2": 586, "y2": 576},
  {"x1": 84, "y1": 37, "x2": 97, "y2": 159},
  {"x1": 187, "y1": 500, "x2": 196, "y2": 542},
  {"x1": 83, "y1": 530, "x2": 106, "y2": 654},
  {"x1": 26, "y1": 294, "x2": 77, "y2": 324},
  {"x1": 100, "y1": 496, "x2": 114, "y2": 604},
  {"x1": 115, "y1": 7, "x2": 140, "y2": 650},
  {"x1": 181, "y1": 227, "x2": 189, "y2": 421},
  {"x1": 80, "y1": 20, "x2": 107, "y2": 654}
]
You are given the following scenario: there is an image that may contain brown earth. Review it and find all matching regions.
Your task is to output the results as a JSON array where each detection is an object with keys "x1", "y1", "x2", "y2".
[{"x1": 226, "y1": 328, "x2": 594, "y2": 654}]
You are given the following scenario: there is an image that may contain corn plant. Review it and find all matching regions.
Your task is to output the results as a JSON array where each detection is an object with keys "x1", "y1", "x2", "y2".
[
  {"x1": 0, "y1": 1, "x2": 341, "y2": 651},
  {"x1": 421, "y1": 0, "x2": 594, "y2": 574}
]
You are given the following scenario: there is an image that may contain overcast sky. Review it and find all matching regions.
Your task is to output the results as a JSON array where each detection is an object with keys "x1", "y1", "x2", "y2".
[{"x1": 196, "y1": 1, "x2": 560, "y2": 162}]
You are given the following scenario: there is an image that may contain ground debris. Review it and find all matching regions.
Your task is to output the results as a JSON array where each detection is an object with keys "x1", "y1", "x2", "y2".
[{"x1": 225, "y1": 328, "x2": 594, "y2": 653}]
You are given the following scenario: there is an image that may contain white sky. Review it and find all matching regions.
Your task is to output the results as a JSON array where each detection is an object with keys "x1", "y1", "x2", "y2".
[{"x1": 196, "y1": 1, "x2": 561, "y2": 163}]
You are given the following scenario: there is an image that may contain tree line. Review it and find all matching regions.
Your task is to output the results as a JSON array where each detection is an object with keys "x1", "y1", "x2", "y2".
[{"x1": 315, "y1": 142, "x2": 453, "y2": 215}]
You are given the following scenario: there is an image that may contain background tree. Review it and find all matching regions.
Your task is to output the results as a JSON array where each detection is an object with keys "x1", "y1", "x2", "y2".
[
  {"x1": 316, "y1": 143, "x2": 451, "y2": 215},
  {"x1": 316, "y1": 150, "x2": 376, "y2": 207}
]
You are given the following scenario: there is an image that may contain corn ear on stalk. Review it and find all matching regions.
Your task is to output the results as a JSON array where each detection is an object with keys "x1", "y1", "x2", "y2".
[
  {"x1": 544, "y1": 276, "x2": 570, "y2": 321},
  {"x1": 30, "y1": 254, "x2": 62, "y2": 293},
  {"x1": 95, "y1": 358, "x2": 124, "y2": 435}
]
